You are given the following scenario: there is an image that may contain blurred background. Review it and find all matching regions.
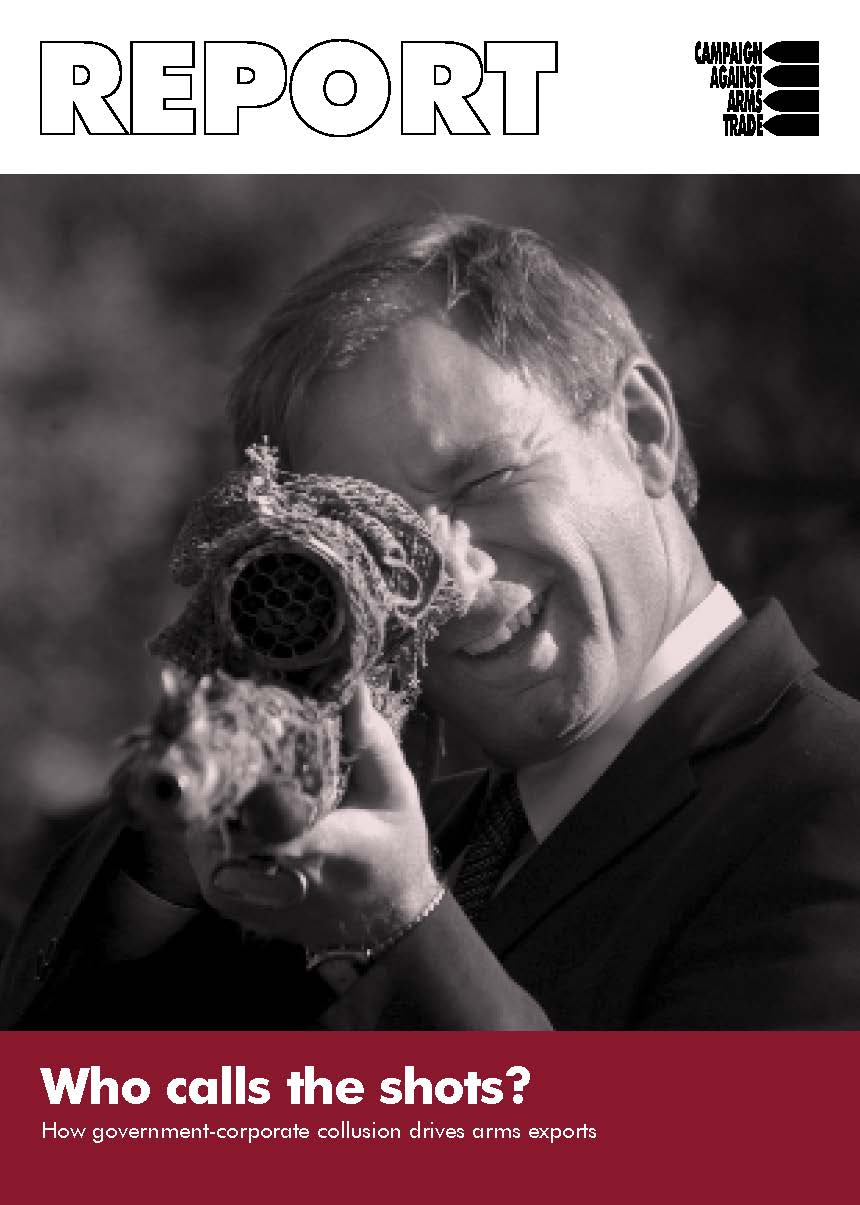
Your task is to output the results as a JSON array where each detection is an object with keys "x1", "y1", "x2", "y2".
[{"x1": 1, "y1": 175, "x2": 858, "y2": 949}]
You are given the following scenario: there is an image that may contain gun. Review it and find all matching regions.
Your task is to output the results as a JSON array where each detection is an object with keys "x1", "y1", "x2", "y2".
[{"x1": 112, "y1": 442, "x2": 463, "y2": 895}]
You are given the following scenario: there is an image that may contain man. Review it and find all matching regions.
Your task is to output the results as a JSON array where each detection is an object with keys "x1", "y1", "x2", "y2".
[{"x1": 3, "y1": 214, "x2": 860, "y2": 1028}]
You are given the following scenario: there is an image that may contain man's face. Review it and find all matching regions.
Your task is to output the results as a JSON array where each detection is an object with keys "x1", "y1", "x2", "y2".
[{"x1": 290, "y1": 318, "x2": 674, "y2": 766}]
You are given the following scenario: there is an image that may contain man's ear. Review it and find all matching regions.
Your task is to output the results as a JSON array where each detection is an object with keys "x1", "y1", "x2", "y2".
[{"x1": 615, "y1": 356, "x2": 678, "y2": 499}]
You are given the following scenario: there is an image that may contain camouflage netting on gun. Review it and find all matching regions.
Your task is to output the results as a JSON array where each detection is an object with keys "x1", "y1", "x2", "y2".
[
  {"x1": 127, "y1": 444, "x2": 464, "y2": 846},
  {"x1": 150, "y1": 443, "x2": 464, "y2": 721}
]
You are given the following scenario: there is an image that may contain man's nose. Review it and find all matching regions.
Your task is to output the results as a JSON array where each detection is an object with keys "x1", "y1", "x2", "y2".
[{"x1": 425, "y1": 508, "x2": 496, "y2": 606}]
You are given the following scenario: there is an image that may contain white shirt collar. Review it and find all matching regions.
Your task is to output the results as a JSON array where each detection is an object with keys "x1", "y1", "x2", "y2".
[{"x1": 516, "y1": 583, "x2": 745, "y2": 845}]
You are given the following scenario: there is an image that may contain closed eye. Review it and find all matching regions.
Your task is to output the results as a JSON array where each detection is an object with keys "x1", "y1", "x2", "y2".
[{"x1": 457, "y1": 468, "x2": 515, "y2": 500}]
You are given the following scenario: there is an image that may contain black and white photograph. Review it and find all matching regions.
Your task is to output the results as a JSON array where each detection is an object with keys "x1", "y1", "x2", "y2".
[{"x1": 1, "y1": 175, "x2": 859, "y2": 1031}]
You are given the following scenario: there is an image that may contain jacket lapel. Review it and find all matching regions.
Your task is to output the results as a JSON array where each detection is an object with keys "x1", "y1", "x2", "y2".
[
  {"x1": 425, "y1": 769, "x2": 489, "y2": 868},
  {"x1": 478, "y1": 721, "x2": 696, "y2": 953},
  {"x1": 474, "y1": 598, "x2": 818, "y2": 955}
]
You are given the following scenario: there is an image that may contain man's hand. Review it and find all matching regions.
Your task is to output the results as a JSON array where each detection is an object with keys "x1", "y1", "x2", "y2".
[{"x1": 186, "y1": 681, "x2": 441, "y2": 951}]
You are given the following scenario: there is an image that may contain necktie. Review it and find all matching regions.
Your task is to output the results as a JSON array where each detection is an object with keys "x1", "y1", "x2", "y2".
[{"x1": 453, "y1": 771, "x2": 529, "y2": 921}]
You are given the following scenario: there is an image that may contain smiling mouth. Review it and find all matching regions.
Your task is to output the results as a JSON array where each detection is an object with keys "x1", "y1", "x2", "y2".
[{"x1": 460, "y1": 594, "x2": 545, "y2": 658}]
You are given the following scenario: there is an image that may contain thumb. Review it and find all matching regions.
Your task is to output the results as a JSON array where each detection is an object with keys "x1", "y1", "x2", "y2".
[{"x1": 342, "y1": 680, "x2": 417, "y2": 810}]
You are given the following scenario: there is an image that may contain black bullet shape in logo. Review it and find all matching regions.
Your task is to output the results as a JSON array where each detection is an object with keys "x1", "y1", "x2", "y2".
[
  {"x1": 764, "y1": 89, "x2": 819, "y2": 112},
  {"x1": 764, "y1": 41, "x2": 819, "y2": 63},
  {"x1": 764, "y1": 64, "x2": 818, "y2": 86},
  {"x1": 763, "y1": 114, "x2": 819, "y2": 136}
]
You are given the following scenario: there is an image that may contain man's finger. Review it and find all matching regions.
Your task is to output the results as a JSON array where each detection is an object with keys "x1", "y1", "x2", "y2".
[{"x1": 342, "y1": 680, "x2": 417, "y2": 808}]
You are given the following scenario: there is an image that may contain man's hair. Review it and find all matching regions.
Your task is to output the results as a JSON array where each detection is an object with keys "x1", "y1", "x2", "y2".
[{"x1": 229, "y1": 214, "x2": 698, "y2": 515}]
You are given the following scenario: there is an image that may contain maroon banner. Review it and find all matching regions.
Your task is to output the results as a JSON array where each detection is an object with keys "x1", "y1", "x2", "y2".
[{"x1": 1, "y1": 1031, "x2": 856, "y2": 1203}]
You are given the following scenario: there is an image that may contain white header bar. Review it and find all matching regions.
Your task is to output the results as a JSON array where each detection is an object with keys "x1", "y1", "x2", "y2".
[{"x1": 1, "y1": 0, "x2": 852, "y2": 173}]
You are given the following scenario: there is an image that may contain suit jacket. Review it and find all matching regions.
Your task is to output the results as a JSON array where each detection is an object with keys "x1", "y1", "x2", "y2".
[{"x1": 3, "y1": 598, "x2": 860, "y2": 1029}]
